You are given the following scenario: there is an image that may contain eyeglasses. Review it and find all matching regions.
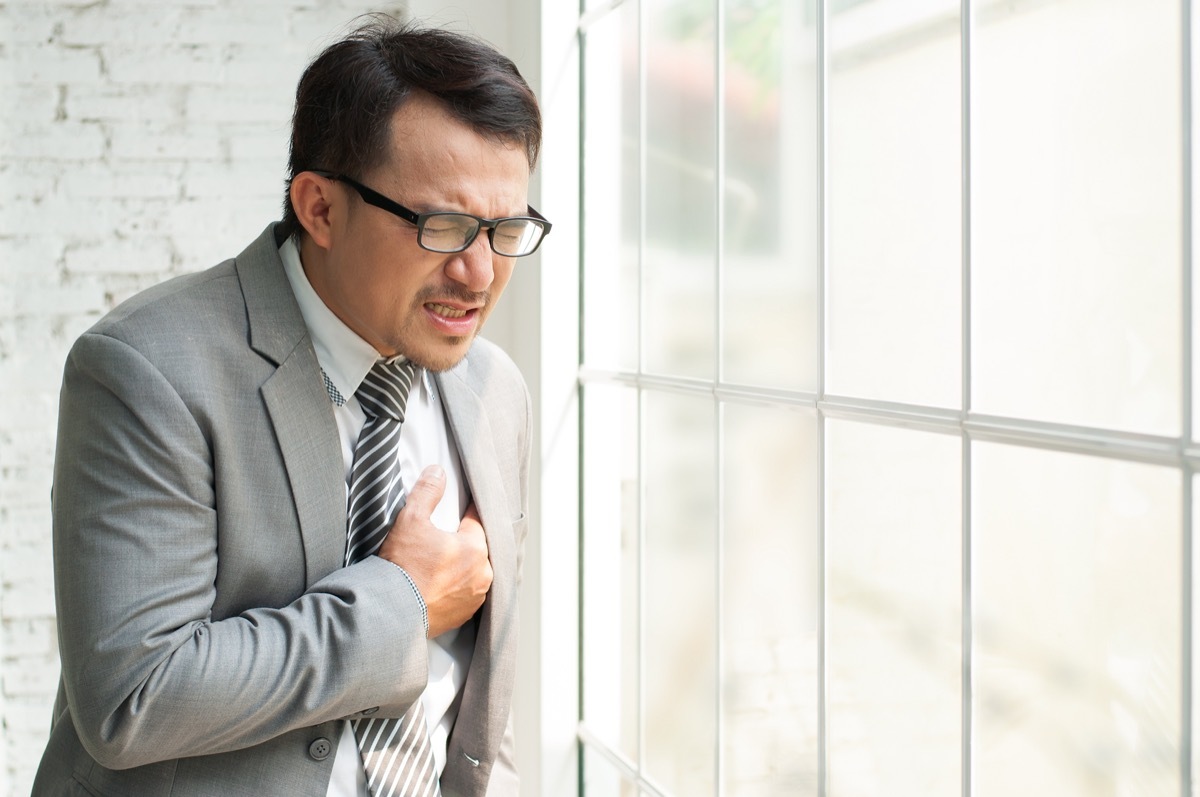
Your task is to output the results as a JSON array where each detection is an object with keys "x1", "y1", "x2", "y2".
[{"x1": 311, "y1": 170, "x2": 552, "y2": 257}]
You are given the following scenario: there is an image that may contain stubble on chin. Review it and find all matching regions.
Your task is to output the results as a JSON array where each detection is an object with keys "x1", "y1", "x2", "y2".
[
  {"x1": 397, "y1": 321, "x2": 479, "y2": 372},
  {"x1": 408, "y1": 337, "x2": 473, "y2": 372}
]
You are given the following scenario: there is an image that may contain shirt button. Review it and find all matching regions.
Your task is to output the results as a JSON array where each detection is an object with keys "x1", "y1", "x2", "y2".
[{"x1": 308, "y1": 738, "x2": 333, "y2": 761}]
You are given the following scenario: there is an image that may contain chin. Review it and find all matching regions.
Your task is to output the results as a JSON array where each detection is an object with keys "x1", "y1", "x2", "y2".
[{"x1": 405, "y1": 337, "x2": 474, "y2": 373}]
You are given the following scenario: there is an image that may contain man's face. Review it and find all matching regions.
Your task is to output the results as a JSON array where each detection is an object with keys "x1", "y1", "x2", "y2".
[{"x1": 305, "y1": 94, "x2": 530, "y2": 371}]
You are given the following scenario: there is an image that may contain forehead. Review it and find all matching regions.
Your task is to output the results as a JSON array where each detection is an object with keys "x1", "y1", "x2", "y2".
[{"x1": 371, "y1": 93, "x2": 531, "y2": 213}]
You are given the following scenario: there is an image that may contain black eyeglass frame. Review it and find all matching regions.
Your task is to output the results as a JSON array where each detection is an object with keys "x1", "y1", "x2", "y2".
[{"x1": 309, "y1": 170, "x2": 552, "y2": 257}]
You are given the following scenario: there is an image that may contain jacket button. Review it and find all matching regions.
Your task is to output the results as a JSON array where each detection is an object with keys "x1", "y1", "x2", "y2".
[
  {"x1": 362, "y1": 706, "x2": 379, "y2": 716},
  {"x1": 309, "y1": 738, "x2": 333, "y2": 761}
]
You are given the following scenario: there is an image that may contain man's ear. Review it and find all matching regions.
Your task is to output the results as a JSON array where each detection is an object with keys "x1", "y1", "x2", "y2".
[{"x1": 290, "y1": 172, "x2": 336, "y2": 250}]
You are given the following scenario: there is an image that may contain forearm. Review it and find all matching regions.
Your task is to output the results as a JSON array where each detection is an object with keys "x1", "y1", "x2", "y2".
[{"x1": 60, "y1": 558, "x2": 427, "y2": 769}]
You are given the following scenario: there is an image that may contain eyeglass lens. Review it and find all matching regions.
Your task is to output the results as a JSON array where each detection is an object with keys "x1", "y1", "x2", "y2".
[{"x1": 419, "y1": 213, "x2": 545, "y2": 256}]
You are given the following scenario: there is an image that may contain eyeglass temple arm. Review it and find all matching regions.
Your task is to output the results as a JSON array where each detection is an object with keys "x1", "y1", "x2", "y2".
[{"x1": 527, "y1": 205, "x2": 552, "y2": 236}]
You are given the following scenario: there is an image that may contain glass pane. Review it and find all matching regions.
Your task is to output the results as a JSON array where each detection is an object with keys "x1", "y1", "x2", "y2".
[
  {"x1": 972, "y1": 0, "x2": 1181, "y2": 435},
  {"x1": 721, "y1": 0, "x2": 820, "y2": 391},
  {"x1": 722, "y1": 404, "x2": 820, "y2": 794},
  {"x1": 973, "y1": 444, "x2": 1181, "y2": 796},
  {"x1": 644, "y1": 390, "x2": 717, "y2": 794},
  {"x1": 643, "y1": 0, "x2": 717, "y2": 379},
  {"x1": 826, "y1": 2, "x2": 962, "y2": 408},
  {"x1": 582, "y1": 383, "x2": 641, "y2": 764},
  {"x1": 825, "y1": 420, "x2": 963, "y2": 797},
  {"x1": 582, "y1": 1, "x2": 640, "y2": 372},
  {"x1": 581, "y1": 743, "x2": 639, "y2": 797}
]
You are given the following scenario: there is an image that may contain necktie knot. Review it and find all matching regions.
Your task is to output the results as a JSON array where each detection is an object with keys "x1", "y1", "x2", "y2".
[{"x1": 356, "y1": 359, "x2": 418, "y2": 422}]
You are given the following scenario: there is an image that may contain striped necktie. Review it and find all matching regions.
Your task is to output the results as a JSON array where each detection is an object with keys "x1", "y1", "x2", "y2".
[{"x1": 345, "y1": 359, "x2": 441, "y2": 797}]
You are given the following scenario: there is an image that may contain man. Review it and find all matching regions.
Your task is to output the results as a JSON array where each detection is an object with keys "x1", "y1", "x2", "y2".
[{"x1": 32, "y1": 18, "x2": 547, "y2": 797}]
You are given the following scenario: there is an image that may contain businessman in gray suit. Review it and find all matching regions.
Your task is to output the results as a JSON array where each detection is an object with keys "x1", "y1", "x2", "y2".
[{"x1": 33, "y1": 18, "x2": 547, "y2": 797}]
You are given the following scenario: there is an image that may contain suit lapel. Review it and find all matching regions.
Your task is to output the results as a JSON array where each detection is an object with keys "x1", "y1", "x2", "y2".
[
  {"x1": 436, "y1": 363, "x2": 518, "y2": 623},
  {"x1": 436, "y1": 361, "x2": 518, "y2": 789},
  {"x1": 237, "y1": 225, "x2": 347, "y2": 585}
]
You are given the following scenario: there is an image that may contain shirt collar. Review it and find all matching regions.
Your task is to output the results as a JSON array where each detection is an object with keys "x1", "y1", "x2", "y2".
[{"x1": 279, "y1": 236, "x2": 428, "y2": 405}]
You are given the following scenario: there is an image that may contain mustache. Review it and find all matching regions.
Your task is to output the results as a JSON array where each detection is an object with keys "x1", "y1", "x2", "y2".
[{"x1": 415, "y1": 285, "x2": 490, "y2": 307}]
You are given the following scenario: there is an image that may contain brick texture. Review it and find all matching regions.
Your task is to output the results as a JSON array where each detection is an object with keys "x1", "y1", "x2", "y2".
[{"x1": 0, "y1": 2, "x2": 406, "y2": 793}]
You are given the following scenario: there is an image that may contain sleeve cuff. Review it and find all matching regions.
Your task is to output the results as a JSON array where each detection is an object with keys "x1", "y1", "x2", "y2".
[{"x1": 382, "y1": 560, "x2": 430, "y2": 637}]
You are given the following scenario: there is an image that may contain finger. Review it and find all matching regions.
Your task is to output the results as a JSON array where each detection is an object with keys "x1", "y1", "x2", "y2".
[{"x1": 402, "y1": 464, "x2": 447, "y2": 520}]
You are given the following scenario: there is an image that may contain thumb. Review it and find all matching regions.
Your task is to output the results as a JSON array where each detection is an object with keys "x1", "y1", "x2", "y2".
[{"x1": 403, "y1": 464, "x2": 446, "y2": 519}]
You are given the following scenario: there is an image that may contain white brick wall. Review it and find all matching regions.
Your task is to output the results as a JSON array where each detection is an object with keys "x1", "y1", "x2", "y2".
[{"x1": 0, "y1": 2, "x2": 407, "y2": 793}]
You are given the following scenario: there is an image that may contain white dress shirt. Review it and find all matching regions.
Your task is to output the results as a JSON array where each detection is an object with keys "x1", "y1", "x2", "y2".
[{"x1": 280, "y1": 237, "x2": 477, "y2": 797}]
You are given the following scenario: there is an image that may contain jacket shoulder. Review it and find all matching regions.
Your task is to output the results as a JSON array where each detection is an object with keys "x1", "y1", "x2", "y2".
[{"x1": 86, "y1": 260, "x2": 242, "y2": 346}]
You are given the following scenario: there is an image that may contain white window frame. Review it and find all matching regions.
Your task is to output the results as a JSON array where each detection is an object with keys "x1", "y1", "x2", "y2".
[{"x1": 568, "y1": 1, "x2": 1197, "y2": 796}]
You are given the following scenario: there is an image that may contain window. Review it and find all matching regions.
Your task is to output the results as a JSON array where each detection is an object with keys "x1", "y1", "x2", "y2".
[{"x1": 574, "y1": 0, "x2": 1190, "y2": 795}]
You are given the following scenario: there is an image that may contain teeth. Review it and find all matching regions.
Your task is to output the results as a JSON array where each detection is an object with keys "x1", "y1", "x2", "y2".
[{"x1": 430, "y1": 303, "x2": 468, "y2": 318}]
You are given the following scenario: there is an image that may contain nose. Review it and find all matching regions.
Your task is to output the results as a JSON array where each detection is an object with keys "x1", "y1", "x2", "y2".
[{"x1": 445, "y1": 232, "x2": 495, "y2": 292}]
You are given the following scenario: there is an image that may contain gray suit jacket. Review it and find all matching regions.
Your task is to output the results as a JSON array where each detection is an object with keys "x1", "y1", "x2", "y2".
[{"x1": 32, "y1": 225, "x2": 531, "y2": 797}]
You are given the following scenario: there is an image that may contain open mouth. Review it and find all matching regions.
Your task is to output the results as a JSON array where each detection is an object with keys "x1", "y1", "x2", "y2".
[{"x1": 428, "y1": 302, "x2": 470, "y2": 318}]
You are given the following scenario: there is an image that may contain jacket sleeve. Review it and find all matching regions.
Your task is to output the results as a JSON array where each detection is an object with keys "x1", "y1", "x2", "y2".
[{"x1": 52, "y1": 331, "x2": 427, "y2": 770}]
